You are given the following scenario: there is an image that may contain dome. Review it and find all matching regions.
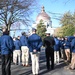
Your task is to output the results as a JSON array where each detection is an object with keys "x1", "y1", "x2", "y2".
[{"x1": 36, "y1": 6, "x2": 50, "y2": 22}]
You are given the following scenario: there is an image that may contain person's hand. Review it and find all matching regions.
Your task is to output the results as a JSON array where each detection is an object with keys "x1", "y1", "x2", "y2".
[
  {"x1": 33, "y1": 49, "x2": 36, "y2": 52},
  {"x1": 64, "y1": 44, "x2": 65, "y2": 46}
]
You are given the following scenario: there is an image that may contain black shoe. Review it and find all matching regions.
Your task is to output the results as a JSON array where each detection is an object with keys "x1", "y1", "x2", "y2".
[
  {"x1": 51, "y1": 67, "x2": 54, "y2": 70},
  {"x1": 46, "y1": 69, "x2": 50, "y2": 72}
]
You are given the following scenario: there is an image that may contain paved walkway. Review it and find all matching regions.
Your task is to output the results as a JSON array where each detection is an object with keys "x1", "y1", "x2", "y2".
[{"x1": 0, "y1": 50, "x2": 75, "y2": 75}]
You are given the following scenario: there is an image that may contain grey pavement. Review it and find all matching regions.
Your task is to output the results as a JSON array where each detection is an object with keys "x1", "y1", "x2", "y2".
[{"x1": 0, "y1": 50, "x2": 75, "y2": 75}]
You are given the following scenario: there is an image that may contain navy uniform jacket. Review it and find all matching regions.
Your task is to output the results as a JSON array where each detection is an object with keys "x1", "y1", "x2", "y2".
[
  {"x1": 71, "y1": 38, "x2": 75, "y2": 53},
  {"x1": 14, "y1": 39, "x2": 21, "y2": 50},
  {"x1": 54, "y1": 38, "x2": 60, "y2": 51},
  {"x1": 20, "y1": 35, "x2": 28, "y2": 47},
  {"x1": 64, "y1": 40, "x2": 71, "y2": 49},
  {"x1": 60, "y1": 40, "x2": 65, "y2": 49},
  {"x1": 28, "y1": 33, "x2": 42, "y2": 52},
  {"x1": 0, "y1": 34, "x2": 14, "y2": 55}
]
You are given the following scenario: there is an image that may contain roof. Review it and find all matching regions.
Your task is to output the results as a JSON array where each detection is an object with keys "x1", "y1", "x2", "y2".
[{"x1": 36, "y1": 6, "x2": 50, "y2": 22}]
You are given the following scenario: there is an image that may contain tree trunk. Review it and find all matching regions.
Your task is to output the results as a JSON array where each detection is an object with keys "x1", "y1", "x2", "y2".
[{"x1": 6, "y1": 24, "x2": 10, "y2": 35}]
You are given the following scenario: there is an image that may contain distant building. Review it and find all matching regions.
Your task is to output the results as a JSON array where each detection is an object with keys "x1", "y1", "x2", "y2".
[{"x1": 32, "y1": 6, "x2": 56, "y2": 35}]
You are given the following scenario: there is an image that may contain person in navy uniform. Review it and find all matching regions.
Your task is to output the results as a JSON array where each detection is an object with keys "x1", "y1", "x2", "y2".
[
  {"x1": 65, "y1": 34, "x2": 75, "y2": 70},
  {"x1": 13, "y1": 36, "x2": 21, "y2": 65},
  {"x1": 63, "y1": 36, "x2": 71, "y2": 63},
  {"x1": 20, "y1": 32, "x2": 29, "y2": 67},
  {"x1": 28, "y1": 28, "x2": 42, "y2": 75},
  {"x1": 69, "y1": 34, "x2": 75, "y2": 70},
  {"x1": 54, "y1": 37, "x2": 60, "y2": 64},
  {"x1": 43, "y1": 33, "x2": 55, "y2": 71},
  {"x1": 0, "y1": 26, "x2": 14, "y2": 75}
]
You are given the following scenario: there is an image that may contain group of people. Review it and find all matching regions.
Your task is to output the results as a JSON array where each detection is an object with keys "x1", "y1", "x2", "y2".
[
  {"x1": 0, "y1": 26, "x2": 75, "y2": 75},
  {"x1": 13, "y1": 32, "x2": 29, "y2": 67},
  {"x1": 53, "y1": 35, "x2": 75, "y2": 71},
  {"x1": 13, "y1": 28, "x2": 43, "y2": 75},
  {"x1": 0, "y1": 27, "x2": 42, "y2": 75}
]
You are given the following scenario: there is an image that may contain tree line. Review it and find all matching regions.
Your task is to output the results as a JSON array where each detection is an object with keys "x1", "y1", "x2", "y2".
[{"x1": 54, "y1": 11, "x2": 75, "y2": 37}]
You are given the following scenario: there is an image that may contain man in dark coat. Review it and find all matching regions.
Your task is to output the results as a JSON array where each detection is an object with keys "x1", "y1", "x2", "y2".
[
  {"x1": 43, "y1": 33, "x2": 55, "y2": 71},
  {"x1": 0, "y1": 26, "x2": 14, "y2": 75}
]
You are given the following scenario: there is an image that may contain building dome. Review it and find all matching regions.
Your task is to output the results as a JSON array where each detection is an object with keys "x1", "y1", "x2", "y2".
[{"x1": 36, "y1": 6, "x2": 50, "y2": 23}]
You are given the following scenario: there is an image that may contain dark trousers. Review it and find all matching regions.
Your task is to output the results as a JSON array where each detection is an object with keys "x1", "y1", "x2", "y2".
[
  {"x1": 1, "y1": 54, "x2": 11, "y2": 75},
  {"x1": 45, "y1": 47, "x2": 54, "y2": 70}
]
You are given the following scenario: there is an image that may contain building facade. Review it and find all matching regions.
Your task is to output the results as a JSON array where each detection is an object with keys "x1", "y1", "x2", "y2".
[{"x1": 32, "y1": 6, "x2": 56, "y2": 35}]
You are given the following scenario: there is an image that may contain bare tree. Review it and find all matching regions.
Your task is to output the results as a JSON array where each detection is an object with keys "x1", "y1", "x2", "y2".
[{"x1": 0, "y1": 0, "x2": 37, "y2": 32}]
